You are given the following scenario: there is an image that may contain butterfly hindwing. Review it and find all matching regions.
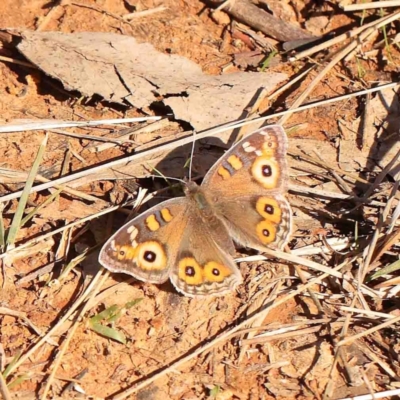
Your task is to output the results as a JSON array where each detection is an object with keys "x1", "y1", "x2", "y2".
[{"x1": 99, "y1": 196, "x2": 243, "y2": 297}]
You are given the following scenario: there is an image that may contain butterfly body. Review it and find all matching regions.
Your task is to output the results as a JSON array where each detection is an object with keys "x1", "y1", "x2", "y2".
[{"x1": 99, "y1": 125, "x2": 292, "y2": 297}]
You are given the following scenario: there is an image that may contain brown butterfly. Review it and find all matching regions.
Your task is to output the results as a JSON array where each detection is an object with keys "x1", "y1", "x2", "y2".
[{"x1": 99, "y1": 125, "x2": 292, "y2": 297}]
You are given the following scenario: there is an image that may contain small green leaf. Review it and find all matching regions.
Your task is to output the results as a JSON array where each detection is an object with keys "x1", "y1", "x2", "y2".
[
  {"x1": 260, "y1": 49, "x2": 278, "y2": 71},
  {"x1": 126, "y1": 298, "x2": 143, "y2": 309},
  {"x1": 7, "y1": 373, "x2": 30, "y2": 389},
  {"x1": 90, "y1": 323, "x2": 126, "y2": 344},
  {"x1": 3, "y1": 350, "x2": 22, "y2": 378},
  {"x1": 210, "y1": 385, "x2": 221, "y2": 397},
  {"x1": 366, "y1": 259, "x2": 400, "y2": 282},
  {"x1": 21, "y1": 188, "x2": 62, "y2": 227},
  {"x1": 89, "y1": 304, "x2": 120, "y2": 325},
  {"x1": 7, "y1": 134, "x2": 48, "y2": 246}
]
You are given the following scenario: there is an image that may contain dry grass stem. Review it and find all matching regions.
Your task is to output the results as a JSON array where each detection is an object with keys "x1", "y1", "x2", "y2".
[
  {"x1": 337, "y1": 313, "x2": 400, "y2": 347},
  {"x1": 241, "y1": 325, "x2": 322, "y2": 345},
  {"x1": 340, "y1": 306, "x2": 396, "y2": 319},
  {"x1": 1, "y1": 81, "x2": 397, "y2": 205},
  {"x1": 0, "y1": 116, "x2": 162, "y2": 134},
  {"x1": 289, "y1": 10, "x2": 400, "y2": 62},
  {"x1": 112, "y1": 260, "x2": 350, "y2": 399},
  {"x1": 123, "y1": 5, "x2": 167, "y2": 20},
  {"x1": 40, "y1": 271, "x2": 109, "y2": 399},
  {"x1": 5, "y1": 270, "x2": 105, "y2": 376},
  {"x1": 341, "y1": 1, "x2": 400, "y2": 11}
]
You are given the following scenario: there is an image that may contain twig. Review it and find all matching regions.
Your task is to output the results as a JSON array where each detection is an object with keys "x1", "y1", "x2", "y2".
[
  {"x1": 68, "y1": 1, "x2": 137, "y2": 27},
  {"x1": 0, "y1": 82, "x2": 398, "y2": 204},
  {"x1": 0, "y1": 55, "x2": 36, "y2": 69},
  {"x1": 208, "y1": 0, "x2": 314, "y2": 42},
  {"x1": 279, "y1": 23, "x2": 380, "y2": 125},
  {"x1": 340, "y1": 306, "x2": 396, "y2": 319},
  {"x1": 0, "y1": 307, "x2": 45, "y2": 338},
  {"x1": 336, "y1": 313, "x2": 400, "y2": 347},
  {"x1": 0, "y1": 116, "x2": 162, "y2": 133},
  {"x1": 360, "y1": 179, "x2": 400, "y2": 282},
  {"x1": 289, "y1": 184, "x2": 386, "y2": 207},
  {"x1": 37, "y1": 0, "x2": 64, "y2": 31},
  {"x1": 336, "y1": 388, "x2": 400, "y2": 400},
  {"x1": 123, "y1": 6, "x2": 167, "y2": 20},
  {"x1": 289, "y1": 10, "x2": 400, "y2": 62},
  {"x1": 241, "y1": 325, "x2": 322, "y2": 345},
  {"x1": 5, "y1": 270, "x2": 104, "y2": 376},
  {"x1": 341, "y1": 1, "x2": 400, "y2": 12},
  {"x1": 40, "y1": 271, "x2": 109, "y2": 399}
]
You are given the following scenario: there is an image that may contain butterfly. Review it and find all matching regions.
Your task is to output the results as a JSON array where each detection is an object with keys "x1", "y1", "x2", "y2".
[{"x1": 99, "y1": 125, "x2": 292, "y2": 297}]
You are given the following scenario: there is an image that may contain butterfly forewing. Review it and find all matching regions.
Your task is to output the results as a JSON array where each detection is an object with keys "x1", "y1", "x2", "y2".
[
  {"x1": 99, "y1": 198, "x2": 188, "y2": 284},
  {"x1": 201, "y1": 125, "x2": 292, "y2": 251}
]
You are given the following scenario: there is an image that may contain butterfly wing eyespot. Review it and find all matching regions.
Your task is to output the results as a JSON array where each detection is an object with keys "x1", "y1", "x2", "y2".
[
  {"x1": 113, "y1": 244, "x2": 137, "y2": 261},
  {"x1": 203, "y1": 261, "x2": 232, "y2": 283},
  {"x1": 256, "y1": 197, "x2": 282, "y2": 223},
  {"x1": 178, "y1": 257, "x2": 203, "y2": 285},
  {"x1": 261, "y1": 137, "x2": 279, "y2": 156},
  {"x1": 256, "y1": 220, "x2": 277, "y2": 245},
  {"x1": 251, "y1": 156, "x2": 280, "y2": 189},
  {"x1": 135, "y1": 241, "x2": 167, "y2": 271}
]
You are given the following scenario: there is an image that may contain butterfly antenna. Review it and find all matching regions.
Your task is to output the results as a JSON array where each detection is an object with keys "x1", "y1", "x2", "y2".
[{"x1": 188, "y1": 129, "x2": 197, "y2": 181}]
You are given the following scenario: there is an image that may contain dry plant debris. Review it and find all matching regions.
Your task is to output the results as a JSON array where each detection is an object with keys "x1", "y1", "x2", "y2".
[
  {"x1": 16, "y1": 30, "x2": 287, "y2": 130},
  {"x1": 0, "y1": 0, "x2": 399, "y2": 399}
]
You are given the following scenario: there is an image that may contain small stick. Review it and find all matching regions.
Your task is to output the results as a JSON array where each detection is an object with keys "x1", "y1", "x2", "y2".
[
  {"x1": 0, "y1": 55, "x2": 36, "y2": 68},
  {"x1": 40, "y1": 271, "x2": 109, "y2": 399},
  {"x1": 359, "y1": 180, "x2": 400, "y2": 282},
  {"x1": 279, "y1": 24, "x2": 378, "y2": 125},
  {"x1": 289, "y1": 10, "x2": 400, "y2": 62},
  {"x1": 68, "y1": 1, "x2": 136, "y2": 27},
  {"x1": 341, "y1": 1, "x2": 400, "y2": 12},
  {"x1": 48, "y1": 128, "x2": 136, "y2": 144},
  {"x1": 36, "y1": 0, "x2": 64, "y2": 31},
  {"x1": 123, "y1": 6, "x2": 167, "y2": 20},
  {"x1": 5, "y1": 270, "x2": 104, "y2": 376},
  {"x1": 355, "y1": 342, "x2": 398, "y2": 379},
  {"x1": 336, "y1": 313, "x2": 400, "y2": 347},
  {"x1": 0, "y1": 116, "x2": 162, "y2": 133},
  {"x1": 340, "y1": 306, "x2": 395, "y2": 319},
  {"x1": 289, "y1": 184, "x2": 386, "y2": 207},
  {"x1": 0, "y1": 83, "x2": 398, "y2": 204},
  {"x1": 241, "y1": 325, "x2": 321, "y2": 345},
  {"x1": 208, "y1": 0, "x2": 314, "y2": 42}
]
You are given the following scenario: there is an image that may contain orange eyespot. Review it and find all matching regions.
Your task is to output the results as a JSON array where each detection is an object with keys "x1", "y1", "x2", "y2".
[
  {"x1": 262, "y1": 139, "x2": 278, "y2": 156},
  {"x1": 256, "y1": 197, "x2": 281, "y2": 223},
  {"x1": 203, "y1": 261, "x2": 232, "y2": 283},
  {"x1": 251, "y1": 156, "x2": 280, "y2": 189},
  {"x1": 256, "y1": 220, "x2": 277, "y2": 245},
  {"x1": 114, "y1": 244, "x2": 137, "y2": 261},
  {"x1": 135, "y1": 241, "x2": 167, "y2": 271},
  {"x1": 178, "y1": 257, "x2": 203, "y2": 285}
]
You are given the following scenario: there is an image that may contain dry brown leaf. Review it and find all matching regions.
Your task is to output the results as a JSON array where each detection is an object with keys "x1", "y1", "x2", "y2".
[{"x1": 16, "y1": 30, "x2": 286, "y2": 130}]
